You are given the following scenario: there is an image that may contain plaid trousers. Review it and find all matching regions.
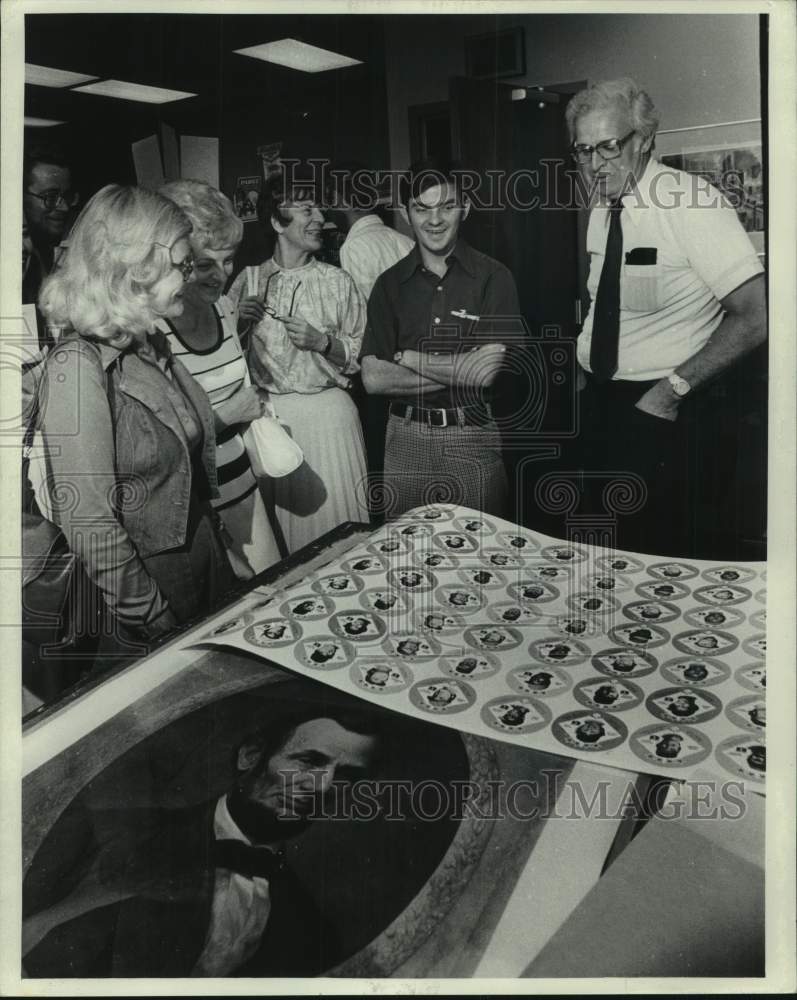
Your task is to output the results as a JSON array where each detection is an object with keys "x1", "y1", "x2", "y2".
[{"x1": 381, "y1": 413, "x2": 507, "y2": 518}]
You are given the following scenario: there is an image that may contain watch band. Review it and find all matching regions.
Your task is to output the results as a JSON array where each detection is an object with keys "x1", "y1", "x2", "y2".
[
  {"x1": 667, "y1": 373, "x2": 691, "y2": 397},
  {"x1": 322, "y1": 333, "x2": 334, "y2": 357}
]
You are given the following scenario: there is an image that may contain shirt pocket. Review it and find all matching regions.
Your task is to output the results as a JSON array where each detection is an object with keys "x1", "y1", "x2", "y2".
[{"x1": 621, "y1": 263, "x2": 662, "y2": 313}]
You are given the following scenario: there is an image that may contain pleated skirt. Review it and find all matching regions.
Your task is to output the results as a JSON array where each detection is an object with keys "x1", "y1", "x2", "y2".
[{"x1": 267, "y1": 388, "x2": 369, "y2": 554}]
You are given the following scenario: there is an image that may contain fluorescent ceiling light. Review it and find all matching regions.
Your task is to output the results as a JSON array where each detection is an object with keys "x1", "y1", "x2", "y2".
[
  {"x1": 25, "y1": 116, "x2": 66, "y2": 127},
  {"x1": 25, "y1": 63, "x2": 98, "y2": 88},
  {"x1": 71, "y1": 79, "x2": 196, "y2": 104},
  {"x1": 234, "y1": 39, "x2": 362, "y2": 73}
]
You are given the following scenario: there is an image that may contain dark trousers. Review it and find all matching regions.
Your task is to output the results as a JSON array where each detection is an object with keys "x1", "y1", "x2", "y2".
[
  {"x1": 572, "y1": 377, "x2": 687, "y2": 557},
  {"x1": 519, "y1": 356, "x2": 767, "y2": 560}
]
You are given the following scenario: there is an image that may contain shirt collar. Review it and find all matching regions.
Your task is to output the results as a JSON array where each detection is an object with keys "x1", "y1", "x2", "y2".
[
  {"x1": 94, "y1": 328, "x2": 173, "y2": 371},
  {"x1": 215, "y1": 795, "x2": 252, "y2": 845},
  {"x1": 445, "y1": 240, "x2": 477, "y2": 277},
  {"x1": 397, "y1": 244, "x2": 423, "y2": 283},
  {"x1": 616, "y1": 157, "x2": 661, "y2": 216},
  {"x1": 397, "y1": 239, "x2": 476, "y2": 284},
  {"x1": 345, "y1": 214, "x2": 384, "y2": 240},
  {"x1": 215, "y1": 794, "x2": 285, "y2": 856},
  {"x1": 94, "y1": 339, "x2": 122, "y2": 371},
  {"x1": 267, "y1": 254, "x2": 317, "y2": 277}
]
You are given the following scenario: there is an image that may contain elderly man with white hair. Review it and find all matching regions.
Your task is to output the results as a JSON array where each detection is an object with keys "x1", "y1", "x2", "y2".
[{"x1": 565, "y1": 77, "x2": 766, "y2": 556}]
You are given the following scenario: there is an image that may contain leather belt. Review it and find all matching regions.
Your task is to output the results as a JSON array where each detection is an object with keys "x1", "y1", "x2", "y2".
[{"x1": 389, "y1": 401, "x2": 493, "y2": 428}]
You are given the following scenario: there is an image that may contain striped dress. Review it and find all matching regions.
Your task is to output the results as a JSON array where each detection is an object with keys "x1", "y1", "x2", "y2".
[{"x1": 162, "y1": 296, "x2": 280, "y2": 577}]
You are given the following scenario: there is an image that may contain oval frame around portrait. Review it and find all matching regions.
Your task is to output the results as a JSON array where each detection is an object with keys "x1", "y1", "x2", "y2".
[{"x1": 22, "y1": 646, "x2": 522, "y2": 980}]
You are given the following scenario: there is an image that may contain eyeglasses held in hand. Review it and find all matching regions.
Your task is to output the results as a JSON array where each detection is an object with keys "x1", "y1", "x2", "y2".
[
  {"x1": 570, "y1": 130, "x2": 636, "y2": 164},
  {"x1": 26, "y1": 189, "x2": 80, "y2": 211},
  {"x1": 262, "y1": 270, "x2": 302, "y2": 318}
]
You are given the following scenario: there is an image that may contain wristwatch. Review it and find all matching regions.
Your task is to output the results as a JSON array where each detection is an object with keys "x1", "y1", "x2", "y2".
[{"x1": 667, "y1": 372, "x2": 692, "y2": 397}]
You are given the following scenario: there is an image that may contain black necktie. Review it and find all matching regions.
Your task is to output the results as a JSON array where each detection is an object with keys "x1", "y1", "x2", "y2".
[
  {"x1": 590, "y1": 201, "x2": 624, "y2": 382},
  {"x1": 213, "y1": 839, "x2": 286, "y2": 879}
]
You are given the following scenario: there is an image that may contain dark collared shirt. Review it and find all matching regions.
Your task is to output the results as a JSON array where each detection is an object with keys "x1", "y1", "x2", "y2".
[{"x1": 361, "y1": 240, "x2": 522, "y2": 407}]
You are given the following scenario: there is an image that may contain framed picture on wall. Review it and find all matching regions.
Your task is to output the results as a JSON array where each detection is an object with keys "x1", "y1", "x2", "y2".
[
  {"x1": 465, "y1": 26, "x2": 526, "y2": 80},
  {"x1": 233, "y1": 175, "x2": 260, "y2": 223},
  {"x1": 408, "y1": 101, "x2": 452, "y2": 163},
  {"x1": 656, "y1": 120, "x2": 765, "y2": 257}
]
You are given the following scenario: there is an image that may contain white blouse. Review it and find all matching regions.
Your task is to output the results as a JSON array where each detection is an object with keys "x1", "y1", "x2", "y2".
[{"x1": 228, "y1": 257, "x2": 366, "y2": 395}]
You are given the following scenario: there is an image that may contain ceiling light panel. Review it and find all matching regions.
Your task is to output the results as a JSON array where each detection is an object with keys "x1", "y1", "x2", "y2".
[
  {"x1": 25, "y1": 63, "x2": 98, "y2": 88},
  {"x1": 25, "y1": 116, "x2": 66, "y2": 127},
  {"x1": 71, "y1": 79, "x2": 196, "y2": 104},
  {"x1": 234, "y1": 39, "x2": 362, "y2": 73}
]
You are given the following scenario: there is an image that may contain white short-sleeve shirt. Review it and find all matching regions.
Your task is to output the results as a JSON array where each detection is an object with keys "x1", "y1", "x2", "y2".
[
  {"x1": 339, "y1": 214, "x2": 414, "y2": 302},
  {"x1": 578, "y1": 158, "x2": 764, "y2": 381}
]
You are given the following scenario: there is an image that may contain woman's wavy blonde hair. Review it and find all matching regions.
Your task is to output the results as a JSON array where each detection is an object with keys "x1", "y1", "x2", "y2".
[
  {"x1": 38, "y1": 184, "x2": 192, "y2": 348},
  {"x1": 159, "y1": 178, "x2": 243, "y2": 254}
]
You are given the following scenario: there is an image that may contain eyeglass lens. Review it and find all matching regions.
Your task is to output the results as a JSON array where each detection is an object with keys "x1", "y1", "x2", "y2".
[
  {"x1": 572, "y1": 131, "x2": 634, "y2": 163},
  {"x1": 30, "y1": 190, "x2": 78, "y2": 209},
  {"x1": 573, "y1": 141, "x2": 621, "y2": 163}
]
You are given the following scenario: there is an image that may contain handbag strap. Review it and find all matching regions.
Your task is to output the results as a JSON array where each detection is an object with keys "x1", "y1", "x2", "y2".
[
  {"x1": 223, "y1": 300, "x2": 277, "y2": 419},
  {"x1": 23, "y1": 337, "x2": 119, "y2": 471},
  {"x1": 22, "y1": 349, "x2": 48, "y2": 459}
]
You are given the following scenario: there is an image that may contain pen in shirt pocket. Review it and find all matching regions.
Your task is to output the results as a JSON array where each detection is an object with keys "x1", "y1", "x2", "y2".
[{"x1": 451, "y1": 308, "x2": 480, "y2": 322}]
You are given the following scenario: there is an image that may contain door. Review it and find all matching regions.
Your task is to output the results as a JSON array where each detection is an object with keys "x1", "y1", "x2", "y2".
[
  {"x1": 449, "y1": 75, "x2": 583, "y2": 497},
  {"x1": 449, "y1": 75, "x2": 581, "y2": 341}
]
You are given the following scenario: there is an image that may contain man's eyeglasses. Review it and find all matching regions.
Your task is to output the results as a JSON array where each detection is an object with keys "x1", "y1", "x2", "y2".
[
  {"x1": 25, "y1": 189, "x2": 80, "y2": 211},
  {"x1": 262, "y1": 270, "x2": 302, "y2": 318},
  {"x1": 570, "y1": 130, "x2": 636, "y2": 164},
  {"x1": 153, "y1": 242, "x2": 195, "y2": 281}
]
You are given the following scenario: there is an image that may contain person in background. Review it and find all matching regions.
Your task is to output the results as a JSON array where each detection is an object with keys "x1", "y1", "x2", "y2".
[
  {"x1": 22, "y1": 217, "x2": 41, "y2": 307},
  {"x1": 229, "y1": 170, "x2": 368, "y2": 554},
  {"x1": 328, "y1": 163, "x2": 415, "y2": 303},
  {"x1": 565, "y1": 78, "x2": 766, "y2": 557},
  {"x1": 37, "y1": 185, "x2": 235, "y2": 668},
  {"x1": 23, "y1": 142, "x2": 78, "y2": 274},
  {"x1": 21, "y1": 215, "x2": 48, "y2": 349},
  {"x1": 361, "y1": 157, "x2": 520, "y2": 519},
  {"x1": 159, "y1": 180, "x2": 280, "y2": 578},
  {"x1": 22, "y1": 143, "x2": 78, "y2": 349},
  {"x1": 326, "y1": 163, "x2": 415, "y2": 517}
]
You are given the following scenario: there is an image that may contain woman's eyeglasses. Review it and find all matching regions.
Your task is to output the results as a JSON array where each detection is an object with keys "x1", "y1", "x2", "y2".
[
  {"x1": 153, "y1": 242, "x2": 195, "y2": 281},
  {"x1": 570, "y1": 130, "x2": 636, "y2": 164},
  {"x1": 262, "y1": 270, "x2": 302, "y2": 318},
  {"x1": 26, "y1": 189, "x2": 80, "y2": 211},
  {"x1": 170, "y1": 257, "x2": 196, "y2": 281}
]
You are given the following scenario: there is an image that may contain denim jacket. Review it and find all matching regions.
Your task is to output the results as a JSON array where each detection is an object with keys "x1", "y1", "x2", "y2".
[{"x1": 39, "y1": 332, "x2": 219, "y2": 627}]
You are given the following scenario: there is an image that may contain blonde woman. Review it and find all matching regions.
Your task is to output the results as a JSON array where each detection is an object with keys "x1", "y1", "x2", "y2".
[
  {"x1": 38, "y1": 185, "x2": 235, "y2": 663},
  {"x1": 159, "y1": 179, "x2": 280, "y2": 577}
]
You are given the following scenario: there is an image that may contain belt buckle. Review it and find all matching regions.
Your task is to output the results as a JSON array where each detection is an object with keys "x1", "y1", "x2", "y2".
[{"x1": 428, "y1": 408, "x2": 447, "y2": 427}]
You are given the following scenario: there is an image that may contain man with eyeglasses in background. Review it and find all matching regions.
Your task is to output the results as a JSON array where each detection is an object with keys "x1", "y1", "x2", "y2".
[
  {"x1": 565, "y1": 78, "x2": 766, "y2": 558},
  {"x1": 22, "y1": 142, "x2": 79, "y2": 348},
  {"x1": 23, "y1": 142, "x2": 78, "y2": 272}
]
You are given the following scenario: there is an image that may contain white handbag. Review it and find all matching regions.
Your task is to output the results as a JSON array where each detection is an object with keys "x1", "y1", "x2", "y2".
[
  {"x1": 242, "y1": 403, "x2": 304, "y2": 479},
  {"x1": 233, "y1": 276, "x2": 304, "y2": 478}
]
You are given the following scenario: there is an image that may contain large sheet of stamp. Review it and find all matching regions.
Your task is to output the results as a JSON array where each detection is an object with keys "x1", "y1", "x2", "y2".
[{"x1": 196, "y1": 504, "x2": 767, "y2": 789}]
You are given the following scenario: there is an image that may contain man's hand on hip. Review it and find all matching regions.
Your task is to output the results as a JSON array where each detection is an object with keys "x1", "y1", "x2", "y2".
[{"x1": 634, "y1": 379, "x2": 681, "y2": 422}]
